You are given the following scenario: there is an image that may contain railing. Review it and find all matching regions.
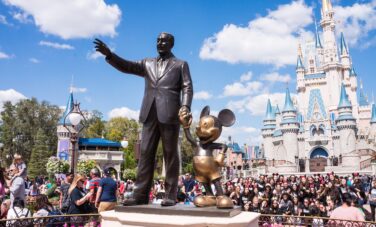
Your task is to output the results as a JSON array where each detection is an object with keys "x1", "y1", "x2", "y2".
[
  {"x1": 0, "y1": 213, "x2": 101, "y2": 227},
  {"x1": 360, "y1": 157, "x2": 372, "y2": 170},
  {"x1": 259, "y1": 214, "x2": 376, "y2": 227}
]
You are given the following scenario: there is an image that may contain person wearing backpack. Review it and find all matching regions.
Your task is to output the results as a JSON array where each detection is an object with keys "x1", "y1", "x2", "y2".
[
  {"x1": 59, "y1": 172, "x2": 74, "y2": 214},
  {"x1": 34, "y1": 194, "x2": 63, "y2": 227},
  {"x1": 6, "y1": 197, "x2": 32, "y2": 226}
]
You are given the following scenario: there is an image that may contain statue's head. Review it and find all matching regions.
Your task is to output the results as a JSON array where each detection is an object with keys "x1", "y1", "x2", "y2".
[
  {"x1": 196, "y1": 106, "x2": 235, "y2": 144},
  {"x1": 157, "y1": 32, "x2": 174, "y2": 56}
]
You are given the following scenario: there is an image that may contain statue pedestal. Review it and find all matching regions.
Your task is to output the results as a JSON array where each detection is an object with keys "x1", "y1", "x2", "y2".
[{"x1": 101, "y1": 204, "x2": 260, "y2": 227}]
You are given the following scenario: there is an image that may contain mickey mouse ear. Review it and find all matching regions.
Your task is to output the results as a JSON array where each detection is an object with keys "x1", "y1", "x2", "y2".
[
  {"x1": 218, "y1": 109, "x2": 235, "y2": 127},
  {"x1": 200, "y1": 106, "x2": 210, "y2": 118}
]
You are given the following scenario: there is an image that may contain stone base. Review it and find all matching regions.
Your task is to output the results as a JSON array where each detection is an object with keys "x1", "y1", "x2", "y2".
[{"x1": 101, "y1": 204, "x2": 260, "y2": 227}]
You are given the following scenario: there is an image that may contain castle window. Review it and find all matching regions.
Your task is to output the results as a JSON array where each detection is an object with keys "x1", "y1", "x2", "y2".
[
  {"x1": 309, "y1": 59, "x2": 314, "y2": 65},
  {"x1": 310, "y1": 68, "x2": 314, "y2": 73}
]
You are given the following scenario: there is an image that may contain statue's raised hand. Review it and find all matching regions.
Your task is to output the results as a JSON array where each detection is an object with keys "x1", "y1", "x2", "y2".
[{"x1": 94, "y1": 38, "x2": 111, "y2": 57}]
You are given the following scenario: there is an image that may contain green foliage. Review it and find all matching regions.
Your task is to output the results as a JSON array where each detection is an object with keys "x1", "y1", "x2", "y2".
[
  {"x1": 82, "y1": 110, "x2": 105, "y2": 138},
  {"x1": 124, "y1": 149, "x2": 137, "y2": 169},
  {"x1": 180, "y1": 123, "x2": 197, "y2": 175},
  {"x1": 155, "y1": 140, "x2": 163, "y2": 175},
  {"x1": 0, "y1": 98, "x2": 60, "y2": 166},
  {"x1": 46, "y1": 183, "x2": 57, "y2": 198},
  {"x1": 122, "y1": 168, "x2": 137, "y2": 180},
  {"x1": 46, "y1": 157, "x2": 70, "y2": 175},
  {"x1": 28, "y1": 129, "x2": 55, "y2": 179},
  {"x1": 77, "y1": 159, "x2": 97, "y2": 176}
]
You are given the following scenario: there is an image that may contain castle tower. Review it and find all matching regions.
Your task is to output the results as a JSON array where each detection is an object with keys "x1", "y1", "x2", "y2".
[
  {"x1": 262, "y1": 99, "x2": 276, "y2": 160},
  {"x1": 281, "y1": 88, "x2": 299, "y2": 164},
  {"x1": 320, "y1": 0, "x2": 337, "y2": 64},
  {"x1": 336, "y1": 83, "x2": 358, "y2": 169},
  {"x1": 340, "y1": 32, "x2": 350, "y2": 70},
  {"x1": 296, "y1": 44, "x2": 305, "y2": 93},
  {"x1": 56, "y1": 91, "x2": 75, "y2": 161}
]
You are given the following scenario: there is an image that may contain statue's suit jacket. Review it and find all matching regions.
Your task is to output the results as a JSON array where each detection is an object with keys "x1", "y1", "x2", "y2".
[{"x1": 106, "y1": 53, "x2": 193, "y2": 124}]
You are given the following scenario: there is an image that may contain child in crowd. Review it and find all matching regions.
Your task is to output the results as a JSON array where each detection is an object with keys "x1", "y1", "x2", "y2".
[{"x1": 11, "y1": 154, "x2": 27, "y2": 179}]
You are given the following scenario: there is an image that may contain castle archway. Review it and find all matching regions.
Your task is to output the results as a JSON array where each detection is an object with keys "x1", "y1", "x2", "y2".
[{"x1": 309, "y1": 147, "x2": 328, "y2": 172}]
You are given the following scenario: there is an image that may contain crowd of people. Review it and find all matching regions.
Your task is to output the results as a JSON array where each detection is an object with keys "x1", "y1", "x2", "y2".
[
  {"x1": 169, "y1": 172, "x2": 376, "y2": 223},
  {"x1": 0, "y1": 153, "x2": 375, "y2": 225}
]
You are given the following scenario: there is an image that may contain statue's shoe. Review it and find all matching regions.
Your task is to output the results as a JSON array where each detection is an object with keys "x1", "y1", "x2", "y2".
[
  {"x1": 161, "y1": 198, "x2": 176, "y2": 206},
  {"x1": 193, "y1": 195, "x2": 217, "y2": 207},
  {"x1": 216, "y1": 196, "x2": 234, "y2": 209}
]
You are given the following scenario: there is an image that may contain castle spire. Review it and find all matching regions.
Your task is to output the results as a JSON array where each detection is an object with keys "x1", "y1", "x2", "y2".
[
  {"x1": 349, "y1": 67, "x2": 357, "y2": 77},
  {"x1": 265, "y1": 99, "x2": 275, "y2": 120},
  {"x1": 296, "y1": 43, "x2": 304, "y2": 69},
  {"x1": 315, "y1": 20, "x2": 323, "y2": 48},
  {"x1": 371, "y1": 104, "x2": 376, "y2": 124},
  {"x1": 338, "y1": 83, "x2": 351, "y2": 108},
  {"x1": 322, "y1": 0, "x2": 333, "y2": 14},
  {"x1": 283, "y1": 88, "x2": 296, "y2": 112},
  {"x1": 59, "y1": 89, "x2": 74, "y2": 125},
  {"x1": 340, "y1": 32, "x2": 349, "y2": 55}
]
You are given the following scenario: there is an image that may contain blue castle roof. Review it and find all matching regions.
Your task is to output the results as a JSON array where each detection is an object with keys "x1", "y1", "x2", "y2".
[
  {"x1": 282, "y1": 88, "x2": 296, "y2": 112},
  {"x1": 371, "y1": 104, "x2": 376, "y2": 124},
  {"x1": 349, "y1": 67, "x2": 357, "y2": 77},
  {"x1": 359, "y1": 86, "x2": 369, "y2": 106},
  {"x1": 340, "y1": 32, "x2": 349, "y2": 55},
  {"x1": 264, "y1": 99, "x2": 276, "y2": 120},
  {"x1": 275, "y1": 105, "x2": 280, "y2": 114},
  {"x1": 296, "y1": 56, "x2": 304, "y2": 69},
  {"x1": 338, "y1": 83, "x2": 352, "y2": 108},
  {"x1": 79, "y1": 138, "x2": 121, "y2": 148},
  {"x1": 59, "y1": 92, "x2": 74, "y2": 125}
]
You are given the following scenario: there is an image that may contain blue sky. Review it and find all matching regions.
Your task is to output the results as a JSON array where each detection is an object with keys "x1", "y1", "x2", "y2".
[{"x1": 0, "y1": 0, "x2": 376, "y2": 145}]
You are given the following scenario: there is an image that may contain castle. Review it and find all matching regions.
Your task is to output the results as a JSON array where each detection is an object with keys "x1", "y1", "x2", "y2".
[{"x1": 261, "y1": 0, "x2": 376, "y2": 173}]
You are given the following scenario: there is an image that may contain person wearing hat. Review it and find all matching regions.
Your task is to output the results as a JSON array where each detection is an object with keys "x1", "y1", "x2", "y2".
[
  {"x1": 95, "y1": 168, "x2": 118, "y2": 213},
  {"x1": 10, "y1": 154, "x2": 27, "y2": 183}
]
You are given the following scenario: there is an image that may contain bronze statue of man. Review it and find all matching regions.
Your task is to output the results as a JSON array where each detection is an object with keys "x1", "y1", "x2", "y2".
[{"x1": 94, "y1": 32, "x2": 193, "y2": 206}]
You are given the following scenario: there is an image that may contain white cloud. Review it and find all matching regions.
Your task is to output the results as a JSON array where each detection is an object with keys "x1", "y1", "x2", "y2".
[
  {"x1": 227, "y1": 92, "x2": 291, "y2": 116},
  {"x1": 199, "y1": 0, "x2": 313, "y2": 67},
  {"x1": 0, "y1": 14, "x2": 10, "y2": 25},
  {"x1": 223, "y1": 81, "x2": 263, "y2": 97},
  {"x1": 260, "y1": 72, "x2": 291, "y2": 83},
  {"x1": 86, "y1": 49, "x2": 103, "y2": 60},
  {"x1": 71, "y1": 87, "x2": 87, "y2": 93},
  {"x1": 29, "y1": 58, "x2": 40, "y2": 63},
  {"x1": 108, "y1": 107, "x2": 140, "y2": 120},
  {"x1": 4, "y1": 0, "x2": 121, "y2": 39},
  {"x1": 334, "y1": 1, "x2": 376, "y2": 47},
  {"x1": 194, "y1": 91, "x2": 213, "y2": 100},
  {"x1": 240, "y1": 71, "x2": 252, "y2": 82},
  {"x1": 218, "y1": 126, "x2": 259, "y2": 144},
  {"x1": 0, "y1": 51, "x2": 11, "y2": 59},
  {"x1": 12, "y1": 11, "x2": 32, "y2": 23},
  {"x1": 0, "y1": 89, "x2": 27, "y2": 111},
  {"x1": 39, "y1": 41, "x2": 74, "y2": 50}
]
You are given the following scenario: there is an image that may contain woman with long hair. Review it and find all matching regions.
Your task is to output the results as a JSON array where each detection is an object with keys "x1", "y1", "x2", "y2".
[
  {"x1": 0, "y1": 168, "x2": 6, "y2": 203},
  {"x1": 33, "y1": 194, "x2": 54, "y2": 217},
  {"x1": 67, "y1": 174, "x2": 93, "y2": 214}
]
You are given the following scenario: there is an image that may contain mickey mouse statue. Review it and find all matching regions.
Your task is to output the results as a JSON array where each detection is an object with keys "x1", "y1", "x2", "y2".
[{"x1": 179, "y1": 105, "x2": 235, "y2": 209}]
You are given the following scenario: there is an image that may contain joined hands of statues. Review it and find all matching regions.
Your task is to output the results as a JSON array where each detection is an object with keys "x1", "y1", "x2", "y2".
[
  {"x1": 178, "y1": 106, "x2": 192, "y2": 129},
  {"x1": 94, "y1": 38, "x2": 112, "y2": 57}
]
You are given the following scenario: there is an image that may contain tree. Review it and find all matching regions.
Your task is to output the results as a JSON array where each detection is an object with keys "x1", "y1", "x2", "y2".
[
  {"x1": 180, "y1": 123, "x2": 197, "y2": 175},
  {"x1": 28, "y1": 129, "x2": 53, "y2": 178},
  {"x1": 77, "y1": 159, "x2": 97, "y2": 176},
  {"x1": 0, "y1": 98, "x2": 61, "y2": 166},
  {"x1": 82, "y1": 110, "x2": 105, "y2": 138},
  {"x1": 105, "y1": 117, "x2": 139, "y2": 170}
]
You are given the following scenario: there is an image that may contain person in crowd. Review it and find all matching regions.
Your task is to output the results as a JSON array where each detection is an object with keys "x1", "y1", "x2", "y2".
[
  {"x1": 292, "y1": 196, "x2": 301, "y2": 216},
  {"x1": 329, "y1": 193, "x2": 365, "y2": 223},
  {"x1": 95, "y1": 168, "x2": 118, "y2": 213},
  {"x1": 67, "y1": 174, "x2": 93, "y2": 215},
  {"x1": 11, "y1": 154, "x2": 27, "y2": 180},
  {"x1": 0, "y1": 169, "x2": 6, "y2": 203},
  {"x1": 33, "y1": 194, "x2": 55, "y2": 217},
  {"x1": 279, "y1": 192, "x2": 293, "y2": 215},
  {"x1": 249, "y1": 196, "x2": 260, "y2": 213},
  {"x1": 29, "y1": 179, "x2": 39, "y2": 197},
  {"x1": 6, "y1": 197, "x2": 31, "y2": 226},
  {"x1": 8, "y1": 165, "x2": 25, "y2": 205},
  {"x1": 369, "y1": 180, "x2": 376, "y2": 221},
  {"x1": 59, "y1": 172, "x2": 74, "y2": 213},
  {"x1": 229, "y1": 185, "x2": 241, "y2": 206},
  {"x1": 183, "y1": 173, "x2": 195, "y2": 202},
  {"x1": 0, "y1": 200, "x2": 10, "y2": 220},
  {"x1": 88, "y1": 168, "x2": 102, "y2": 212}
]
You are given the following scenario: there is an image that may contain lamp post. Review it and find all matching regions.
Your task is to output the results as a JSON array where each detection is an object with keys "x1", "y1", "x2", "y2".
[{"x1": 63, "y1": 102, "x2": 86, "y2": 173}]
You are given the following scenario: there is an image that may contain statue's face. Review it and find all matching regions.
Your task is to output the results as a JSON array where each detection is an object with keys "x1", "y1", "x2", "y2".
[
  {"x1": 196, "y1": 116, "x2": 221, "y2": 144},
  {"x1": 157, "y1": 33, "x2": 173, "y2": 55}
]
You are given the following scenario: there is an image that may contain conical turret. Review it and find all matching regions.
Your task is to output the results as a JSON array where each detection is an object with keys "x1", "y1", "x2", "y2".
[
  {"x1": 58, "y1": 91, "x2": 74, "y2": 125},
  {"x1": 265, "y1": 99, "x2": 275, "y2": 120},
  {"x1": 371, "y1": 104, "x2": 376, "y2": 124},
  {"x1": 340, "y1": 32, "x2": 349, "y2": 55},
  {"x1": 283, "y1": 88, "x2": 296, "y2": 112},
  {"x1": 315, "y1": 21, "x2": 323, "y2": 49},
  {"x1": 349, "y1": 67, "x2": 357, "y2": 77},
  {"x1": 338, "y1": 83, "x2": 351, "y2": 108},
  {"x1": 358, "y1": 80, "x2": 369, "y2": 106}
]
